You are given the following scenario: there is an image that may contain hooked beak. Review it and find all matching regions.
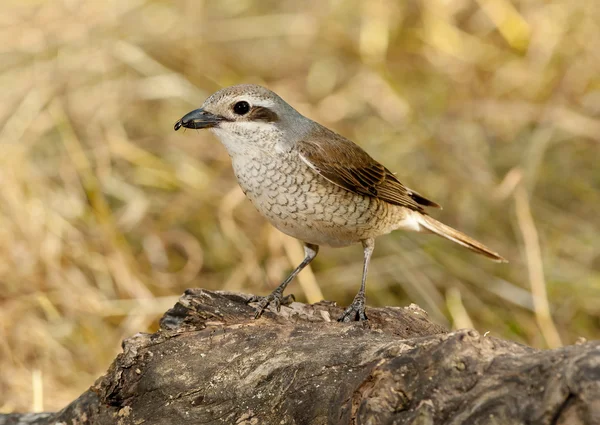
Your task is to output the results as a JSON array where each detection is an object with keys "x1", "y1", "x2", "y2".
[{"x1": 174, "y1": 108, "x2": 224, "y2": 131}]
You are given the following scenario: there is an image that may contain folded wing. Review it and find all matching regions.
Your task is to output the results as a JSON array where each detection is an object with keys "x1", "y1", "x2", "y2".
[{"x1": 297, "y1": 128, "x2": 441, "y2": 212}]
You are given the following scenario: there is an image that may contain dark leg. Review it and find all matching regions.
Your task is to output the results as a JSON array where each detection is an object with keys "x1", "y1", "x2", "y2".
[
  {"x1": 248, "y1": 243, "x2": 319, "y2": 319},
  {"x1": 338, "y1": 238, "x2": 374, "y2": 322}
]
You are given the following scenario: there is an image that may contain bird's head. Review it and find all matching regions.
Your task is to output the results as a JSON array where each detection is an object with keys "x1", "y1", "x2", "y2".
[{"x1": 174, "y1": 84, "x2": 312, "y2": 154}]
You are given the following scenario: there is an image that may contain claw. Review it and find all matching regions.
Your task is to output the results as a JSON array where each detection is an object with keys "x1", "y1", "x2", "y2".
[
  {"x1": 247, "y1": 291, "x2": 295, "y2": 318},
  {"x1": 337, "y1": 299, "x2": 368, "y2": 322}
]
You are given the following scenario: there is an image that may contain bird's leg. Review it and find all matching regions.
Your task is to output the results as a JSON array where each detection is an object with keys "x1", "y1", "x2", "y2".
[
  {"x1": 338, "y1": 238, "x2": 374, "y2": 322},
  {"x1": 248, "y1": 243, "x2": 319, "y2": 319}
]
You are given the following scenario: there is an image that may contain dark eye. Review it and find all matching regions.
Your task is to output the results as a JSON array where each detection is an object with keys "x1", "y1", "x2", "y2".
[{"x1": 233, "y1": 101, "x2": 250, "y2": 115}]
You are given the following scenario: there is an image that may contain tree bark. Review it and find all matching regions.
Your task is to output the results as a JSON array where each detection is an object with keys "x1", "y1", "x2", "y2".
[{"x1": 1, "y1": 289, "x2": 599, "y2": 425}]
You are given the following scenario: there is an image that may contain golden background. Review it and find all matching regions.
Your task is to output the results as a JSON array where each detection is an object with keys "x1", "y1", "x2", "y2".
[{"x1": 1, "y1": 0, "x2": 599, "y2": 412}]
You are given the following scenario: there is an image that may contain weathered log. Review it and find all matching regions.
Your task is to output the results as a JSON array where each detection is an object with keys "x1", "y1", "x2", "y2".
[{"x1": 1, "y1": 289, "x2": 599, "y2": 425}]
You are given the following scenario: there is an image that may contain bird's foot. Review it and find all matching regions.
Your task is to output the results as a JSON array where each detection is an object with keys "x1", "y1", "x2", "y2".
[
  {"x1": 247, "y1": 290, "x2": 295, "y2": 319},
  {"x1": 337, "y1": 295, "x2": 368, "y2": 322}
]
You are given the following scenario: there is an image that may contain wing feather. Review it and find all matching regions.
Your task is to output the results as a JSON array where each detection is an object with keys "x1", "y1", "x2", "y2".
[{"x1": 297, "y1": 127, "x2": 441, "y2": 212}]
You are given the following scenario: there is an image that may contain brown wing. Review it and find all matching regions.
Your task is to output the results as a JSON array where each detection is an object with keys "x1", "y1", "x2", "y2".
[{"x1": 297, "y1": 127, "x2": 441, "y2": 212}]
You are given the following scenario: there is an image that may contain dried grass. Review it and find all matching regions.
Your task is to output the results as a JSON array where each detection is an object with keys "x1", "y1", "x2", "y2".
[{"x1": 1, "y1": 0, "x2": 599, "y2": 412}]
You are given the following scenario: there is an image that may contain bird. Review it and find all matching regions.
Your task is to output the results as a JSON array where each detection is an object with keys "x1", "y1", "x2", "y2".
[{"x1": 174, "y1": 84, "x2": 506, "y2": 322}]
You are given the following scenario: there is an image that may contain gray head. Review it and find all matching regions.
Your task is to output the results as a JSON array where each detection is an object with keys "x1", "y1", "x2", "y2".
[{"x1": 174, "y1": 84, "x2": 313, "y2": 155}]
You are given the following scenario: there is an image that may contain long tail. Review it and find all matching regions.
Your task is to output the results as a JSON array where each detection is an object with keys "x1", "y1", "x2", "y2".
[{"x1": 416, "y1": 214, "x2": 507, "y2": 262}]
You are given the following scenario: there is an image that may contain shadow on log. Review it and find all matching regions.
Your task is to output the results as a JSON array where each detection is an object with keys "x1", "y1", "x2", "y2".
[{"x1": 2, "y1": 289, "x2": 599, "y2": 424}]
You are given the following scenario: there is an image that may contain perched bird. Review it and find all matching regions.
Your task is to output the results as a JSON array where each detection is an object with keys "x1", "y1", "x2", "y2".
[{"x1": 174, "y1": 84, "x2": 506, "y2": 322}]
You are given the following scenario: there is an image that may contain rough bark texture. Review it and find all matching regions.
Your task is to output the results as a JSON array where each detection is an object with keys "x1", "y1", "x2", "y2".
[{"x1": 1, "y1": 289, "x2": 599, "y2": 425}]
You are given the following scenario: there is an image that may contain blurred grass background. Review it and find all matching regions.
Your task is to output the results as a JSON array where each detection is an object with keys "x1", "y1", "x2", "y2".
[{"x1": 1, "y1": 0, "x2": 599, "y2": 413}]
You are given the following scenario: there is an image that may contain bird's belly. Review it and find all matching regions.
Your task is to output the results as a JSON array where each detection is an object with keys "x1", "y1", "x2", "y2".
[{"x1": 232, "y1": 156, "x2": 406, "y2": 247}]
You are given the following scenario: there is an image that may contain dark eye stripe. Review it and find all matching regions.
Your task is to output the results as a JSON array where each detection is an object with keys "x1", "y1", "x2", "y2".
[{"x1": 248, "y1": 106, "x2": 279, "y2": 123}]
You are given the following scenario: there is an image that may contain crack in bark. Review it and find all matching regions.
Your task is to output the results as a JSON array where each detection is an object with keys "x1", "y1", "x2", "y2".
[{"x1": 551, "y1": 392, "x2": 575, "y2": 425}]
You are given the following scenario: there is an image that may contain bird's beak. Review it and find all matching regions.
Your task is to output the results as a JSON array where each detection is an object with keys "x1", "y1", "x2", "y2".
[{"x1": 174, "y1": 108, "x2": 224, "y2": 131}]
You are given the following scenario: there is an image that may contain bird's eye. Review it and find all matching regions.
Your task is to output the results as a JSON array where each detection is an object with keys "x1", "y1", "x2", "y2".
[{"x1": 233, "y1": 101, "x2": 250, "y2": 115}]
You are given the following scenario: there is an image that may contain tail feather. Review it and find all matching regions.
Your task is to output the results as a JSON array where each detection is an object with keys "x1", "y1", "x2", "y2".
[{"x1": 416, "y1": 214, "x2": 507, "y2": 262}]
